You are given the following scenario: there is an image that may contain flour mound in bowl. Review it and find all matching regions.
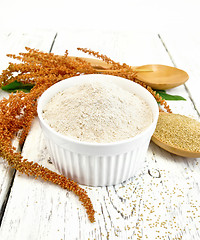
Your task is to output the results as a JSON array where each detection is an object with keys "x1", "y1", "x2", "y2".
[{"x1": 42, "y1": 81, "x2": 153, "y2": 143}]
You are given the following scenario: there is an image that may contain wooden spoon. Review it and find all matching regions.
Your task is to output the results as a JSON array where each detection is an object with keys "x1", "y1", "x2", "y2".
[
  {"x1": 151, "y1": 112, "x2": 200, "y2": 158},
  {"x1": 135, "y1": 64, "x2": 189, "y2": 90},
  {"x1": 69, "y1": 56, "x2": 189, "y2": 90}
]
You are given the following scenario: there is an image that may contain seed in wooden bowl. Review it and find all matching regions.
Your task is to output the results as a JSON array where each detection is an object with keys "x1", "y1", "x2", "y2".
[{"x1": 152, "y1": 113, "x2": 200, "y2": 158}]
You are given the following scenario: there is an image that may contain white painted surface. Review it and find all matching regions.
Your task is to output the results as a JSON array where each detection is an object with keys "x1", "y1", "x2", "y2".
[
  {"x1": 0, "y1": 30, "x2": 199, "y2": 239},
  {"x1": 0, "y1": 31, "x2": 13, "y2": 209},
  {"x1": 0, "y1": 30, "x2": 56, "y2": 225},
  {"x1": 159, "y1": 33, "x2": 200, "y2": 115}
]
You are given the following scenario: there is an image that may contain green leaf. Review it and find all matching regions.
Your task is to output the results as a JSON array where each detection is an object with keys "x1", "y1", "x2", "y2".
[
  {"x1": 4, "y1": 88, "x2": 32, "y2": 93},
  {"x1": 1, "y1": 81, "x2": 34, "y2": 93},
  {"x1": 156, "y1": 90, "x2": 186, "y2": 101}
]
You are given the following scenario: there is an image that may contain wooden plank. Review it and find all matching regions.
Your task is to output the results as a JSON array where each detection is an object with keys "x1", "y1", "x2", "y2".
[
  {"x1": 0, "y1": 91, "x2": 16, "y2": 221},
  {"x1": 0, "y1": 32, "x2": 20, "y2": 219},
  {"x1": 53, "y1": 30, "x2": 199, "y2": 117},
  {"x1": 0, "y1": 30, "x2": 56, "y2": 224},
  {"x1": 158, "y1": 33, "x2": 200, "y2": 115},
  {"x1": 51, "y1": 30, "x2": 174, "y2": 66},
  {"x1": 0, "y1": 33, "x2": 15, "y2": 214},
  {"x1": 0, "y1": 31, "x2": 200, "y2": 240}
]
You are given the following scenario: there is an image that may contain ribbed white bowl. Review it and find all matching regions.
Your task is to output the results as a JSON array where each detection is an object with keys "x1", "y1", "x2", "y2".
[{"x1": 37, "y1": 74, "x2": 159, "y2": 186}]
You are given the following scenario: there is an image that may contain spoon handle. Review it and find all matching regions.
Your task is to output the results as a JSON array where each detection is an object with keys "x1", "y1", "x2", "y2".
[
  {"x1": 94, "y1": 68, "x2": 153, "y2": 73},
  {"x1": 68, "y1": 56, "x2": 152, "y2": 72}
]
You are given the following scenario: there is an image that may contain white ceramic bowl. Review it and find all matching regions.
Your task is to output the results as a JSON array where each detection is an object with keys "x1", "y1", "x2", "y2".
[{"x1": 37, "y1": 74, "x2": 159, "y2": 186}]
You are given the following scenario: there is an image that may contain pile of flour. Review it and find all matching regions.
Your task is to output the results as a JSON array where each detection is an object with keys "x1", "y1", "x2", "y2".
[{"x1": 42, "y1": 81, "x2": 153, "y2": 143}]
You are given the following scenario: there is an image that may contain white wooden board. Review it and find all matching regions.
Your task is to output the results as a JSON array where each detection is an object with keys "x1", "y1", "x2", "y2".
[
  {"x1": 0, "y1": 30, "x2": 56, "y2": 222},
  {"x1": 159, "y1": 33, "x2": 200, "y2": 115},
  {"x1": 0, "y1": 31, "x2": 199, "y2": 240}
]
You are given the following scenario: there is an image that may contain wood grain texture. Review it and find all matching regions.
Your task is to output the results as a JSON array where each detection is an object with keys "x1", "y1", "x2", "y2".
[
  {"x1": 0, "y1": 90, "x2": 16, "y2": 220},
  {"x1": 0, "y1": 30, "x2": 56, "y2": 224},
  {"x1": 0, "y1": 33, "x2": 18, "y2": 218},
  {"x1": 1, "y1": 120, "x2": 200, "y2": 239},
  {"x1": 0, "y1": 31, "x2": 200, "y2": 240},
  {"x1": 158, "y1": 33, "x2": 200, "y2": 115}
]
